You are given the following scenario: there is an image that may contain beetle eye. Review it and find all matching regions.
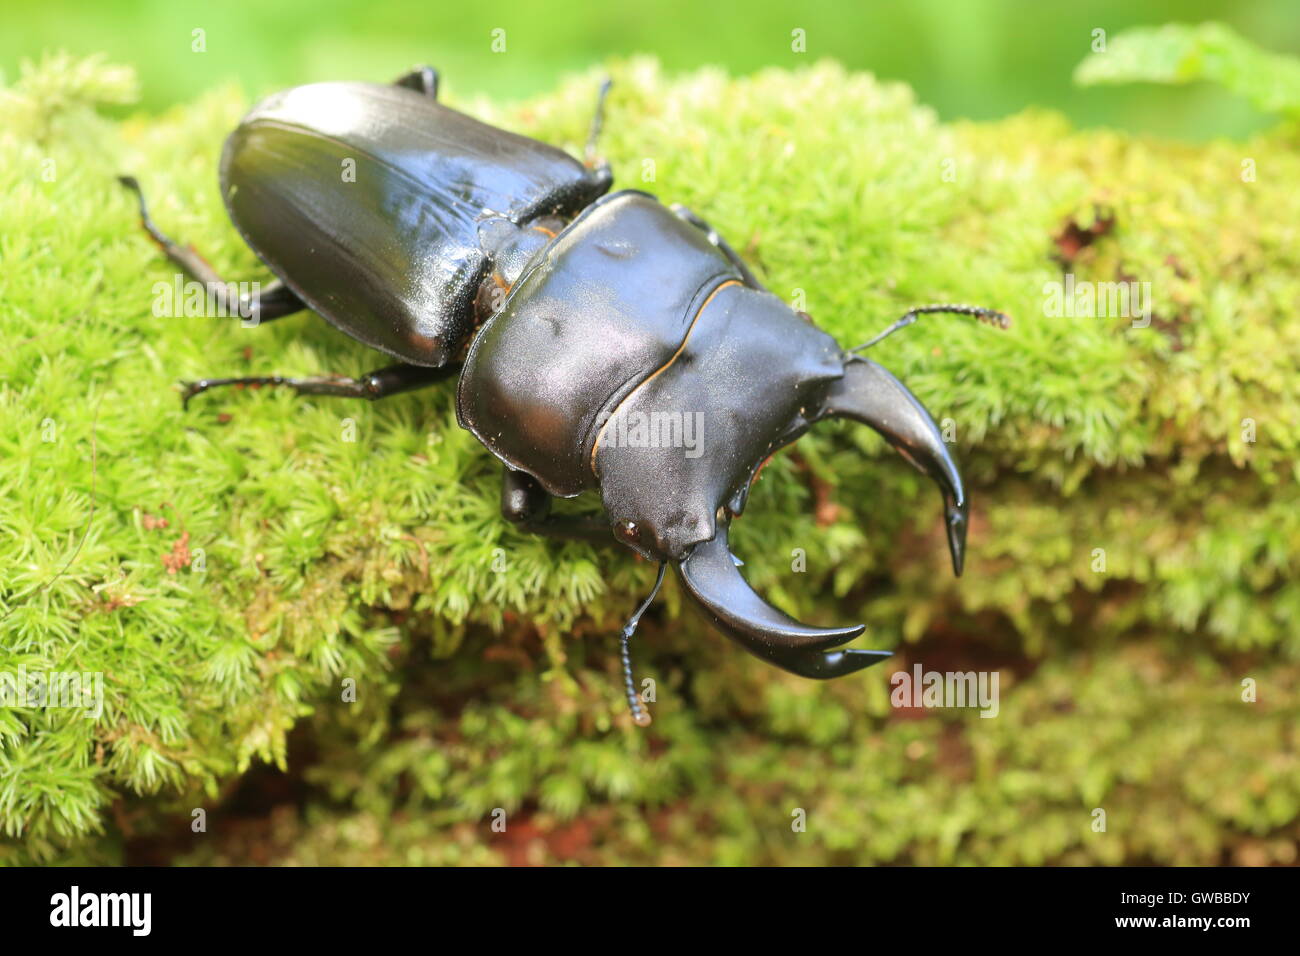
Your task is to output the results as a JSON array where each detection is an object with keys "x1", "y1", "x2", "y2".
[{"x1": 616, "y1": 520, "x2": 639, "y2": 542}]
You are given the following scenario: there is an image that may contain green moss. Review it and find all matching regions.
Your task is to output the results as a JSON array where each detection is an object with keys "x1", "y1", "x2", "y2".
[{"x1": 1, "y1": 53, "x2": 1297, "y2": 865}]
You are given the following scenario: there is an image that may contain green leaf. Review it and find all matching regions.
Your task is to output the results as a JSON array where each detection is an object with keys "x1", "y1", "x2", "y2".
[{"x1": 1074, "y1": 22, "x2": 1300, "y2": 118}]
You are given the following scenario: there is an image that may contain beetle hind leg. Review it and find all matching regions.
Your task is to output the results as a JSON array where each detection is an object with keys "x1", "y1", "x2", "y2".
[
  {"x1": 117, "y1": 176, "x2": 304, "y2": 324},
  {"x1": 393, "y1": 65, "x2": 439, "y2": 98}
]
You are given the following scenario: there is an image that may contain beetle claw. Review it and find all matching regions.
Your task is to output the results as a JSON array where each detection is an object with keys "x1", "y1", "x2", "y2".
[
  {"x1": 946, "y1": 495, "x2": 968, "y2": 577},
  {"x1": 676, "y1": 527, "x2": 879, "y2": 675},
  {"x1": 821, "y1": 357, "x2": 968, "y2": 577},
  {"x1": 772, "y1": 647, "x2": 893, "y2": 680}
]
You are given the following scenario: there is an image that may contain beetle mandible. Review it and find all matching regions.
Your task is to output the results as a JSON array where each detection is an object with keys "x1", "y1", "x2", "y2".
[{"x1": 119, "y1": 66, "x2": 1009, "y2": 726}]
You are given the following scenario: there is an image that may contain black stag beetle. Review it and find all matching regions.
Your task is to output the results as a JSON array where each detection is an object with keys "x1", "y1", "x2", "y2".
[{"x1": 120, "y1": 66, "x2": 1008, "y2": 726}]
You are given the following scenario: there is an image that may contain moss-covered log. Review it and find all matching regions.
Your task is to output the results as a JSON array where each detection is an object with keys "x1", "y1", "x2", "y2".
[{"x1": 1, "y1": 54, "x2": 1297, "y2": 865}]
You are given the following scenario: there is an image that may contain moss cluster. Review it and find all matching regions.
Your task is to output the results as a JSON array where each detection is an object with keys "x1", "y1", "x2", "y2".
[{"x1": 1, "y1": 52, "x2": 1297, "y2": 865}]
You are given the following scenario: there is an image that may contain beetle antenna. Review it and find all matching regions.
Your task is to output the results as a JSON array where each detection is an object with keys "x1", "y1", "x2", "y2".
[
  {"x1": 849, "y1": 304, "x2": 1011, "y2": 352},
  {"x1": 585, "y1": 78, "x2": 613, "y2": 166},
  {"x1": 619, "y1": 561, "x2": 665, "y2": 728}
]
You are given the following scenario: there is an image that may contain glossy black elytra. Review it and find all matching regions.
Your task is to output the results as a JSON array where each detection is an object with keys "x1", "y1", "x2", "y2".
[{"x1": 119, "y1": 66, "x2": 1009, "y2": 727}]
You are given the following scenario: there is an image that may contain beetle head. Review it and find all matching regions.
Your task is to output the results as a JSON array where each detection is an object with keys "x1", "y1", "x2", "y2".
[
  {"x1": 593, "y1": 284, "x2": 977, "y2": 678},
  {"x1": 668, "y1": 352, "x2": 969, "y2": 678}
]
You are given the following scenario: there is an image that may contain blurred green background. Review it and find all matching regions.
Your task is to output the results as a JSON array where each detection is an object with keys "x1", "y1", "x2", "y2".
[{"x1": 1, "y1": 0, "x2": 1297, "y2": 138}]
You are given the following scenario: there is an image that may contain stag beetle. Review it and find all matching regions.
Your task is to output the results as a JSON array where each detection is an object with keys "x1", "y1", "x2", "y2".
[{"x1": 119, "y1": 66, "x2": 1008, "y2": 726}]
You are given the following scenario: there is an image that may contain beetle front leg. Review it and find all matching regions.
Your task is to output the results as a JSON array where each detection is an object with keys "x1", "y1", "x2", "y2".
[
  {"x1": 670, "y1": 204, "x2": 764, "y2": 290},
  {"x1": 181, "y1": 362, "x2": 457, "y2": 408},
  {"x1": 500, "y1": 468, "x2": 613, "y2": 545},
  {"x1": 117, "y1": 176, "x2": 305, "y2": 324}
]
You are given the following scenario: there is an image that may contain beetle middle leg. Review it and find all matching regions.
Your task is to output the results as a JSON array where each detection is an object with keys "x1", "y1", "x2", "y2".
[
  {"x1": 118, "y1": 176, "x2": 305, "y2": 324},
  {"x1": 181, "y1": 362, "x2": 457, "y2": 408},
  {"x1": 500, "y1": 468, "x2": 612, "y2": 544},
  {"x1": 582, "y1": 78, "x2": 615, "y2": 193}
]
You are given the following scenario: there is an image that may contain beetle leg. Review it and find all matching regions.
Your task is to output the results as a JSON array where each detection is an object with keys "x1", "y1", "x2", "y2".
[
  {"x1": 500, "y1": 468, "x2": 612, "y2": 545},
  {"x1": 580, "y1": 78, "x2": 615, "y2": 195},
  {"x1": 584, "y1": 78, "x2": 612, "y2": 164},
  {"x1": 675, "y1": 526, "x2": 889, "y2": 678},
  {"x1": 669, "y1": 204, "x2": 764, "y2": 290},
  {"x1": 819, "y1": 357, "x2": 968, "y2": 576},
  {"x1": 180, "y1": 362, "x2": 457, "y2": 408},
  {"x1": 393, "y1": 65, "x2": 439, "y2": 99},
  {"x1": 117, "y1": 176, "x2": 305, "y2": 324}
]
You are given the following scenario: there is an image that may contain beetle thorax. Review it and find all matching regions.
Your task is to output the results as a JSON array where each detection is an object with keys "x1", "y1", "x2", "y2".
[
  {"x1": 457, "y1": 191, "x2": 847, "y2": 562},
  {"x1": 471, "y1": 215, "x2": 567, "y2": 325}
]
